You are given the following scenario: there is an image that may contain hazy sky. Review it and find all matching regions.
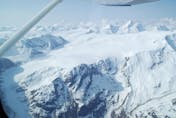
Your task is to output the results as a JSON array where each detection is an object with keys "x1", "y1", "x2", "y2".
[{"x1": 0, "y1": 0, "x2": 176, "y2": 27}]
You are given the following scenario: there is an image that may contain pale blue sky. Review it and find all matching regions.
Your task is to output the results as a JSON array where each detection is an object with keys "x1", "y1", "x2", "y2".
[{"x1": 0, "y1": 0, "x2": 176, "y2": 27}]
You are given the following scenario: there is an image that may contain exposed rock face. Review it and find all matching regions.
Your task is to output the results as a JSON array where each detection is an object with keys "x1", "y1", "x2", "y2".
[
  {"x1": 172, "y1": 98, "x2": 176, "y2": 106},
  {"x1": 28, "y1": 78, "x2": 71, "y2": 118},
  {"x1": 25, "y1": 58, "x2": 122, "y2": 118}
]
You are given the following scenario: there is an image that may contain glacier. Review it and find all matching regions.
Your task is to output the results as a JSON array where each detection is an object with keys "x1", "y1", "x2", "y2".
[{"x1": 0, "y1": 19, "x2": 176, "y2": 118}]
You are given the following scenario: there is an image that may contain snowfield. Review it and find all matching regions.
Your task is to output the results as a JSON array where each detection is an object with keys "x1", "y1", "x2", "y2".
[{"x1": 0, "y1": 19, "x2": 176, "y2": 118}]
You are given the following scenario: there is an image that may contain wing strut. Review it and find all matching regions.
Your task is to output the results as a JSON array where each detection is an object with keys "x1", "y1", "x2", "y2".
[
  {"x1": 0, "y1": 0, "x2": 63, "y2": 56},
  {"x1": 0, "y1": 0, "x2": 159, "y2": 56}
]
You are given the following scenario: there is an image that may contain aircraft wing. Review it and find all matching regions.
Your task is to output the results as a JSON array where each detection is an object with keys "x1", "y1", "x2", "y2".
[{"x1": 97, "y1": 0, "x2": 159, "y2": 6}]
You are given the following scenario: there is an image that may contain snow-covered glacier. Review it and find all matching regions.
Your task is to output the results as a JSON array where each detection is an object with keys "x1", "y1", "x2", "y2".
[{"x1": 0, "y1": 19, "x2": 176, "y2": 118}]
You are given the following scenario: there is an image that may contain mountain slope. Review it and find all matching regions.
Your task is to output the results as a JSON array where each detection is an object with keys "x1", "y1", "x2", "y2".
[{"x1": 0, "y1": 20, "x2": 176, "y2": 118}]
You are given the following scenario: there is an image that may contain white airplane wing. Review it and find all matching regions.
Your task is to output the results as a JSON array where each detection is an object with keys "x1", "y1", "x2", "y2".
[{"x1": 97, "y1": 0, "x2": 159, "y2": 6}]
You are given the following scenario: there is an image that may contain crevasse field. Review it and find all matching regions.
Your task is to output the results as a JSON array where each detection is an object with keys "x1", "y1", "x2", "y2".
[{"x1": 0, "y1": 19, "x2": 176, "y2": 118}]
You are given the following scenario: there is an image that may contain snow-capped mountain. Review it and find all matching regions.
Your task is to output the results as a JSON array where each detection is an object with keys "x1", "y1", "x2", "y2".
[
  {"x1": 18, "y1": 34, "x2": 68, "y2": 58},
  {"x1": 0, "y1": 19, "x2": 176, "y2": 118},
  {"x1": 119, "y1": 20, "x2": 145, "y2": 33}
]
